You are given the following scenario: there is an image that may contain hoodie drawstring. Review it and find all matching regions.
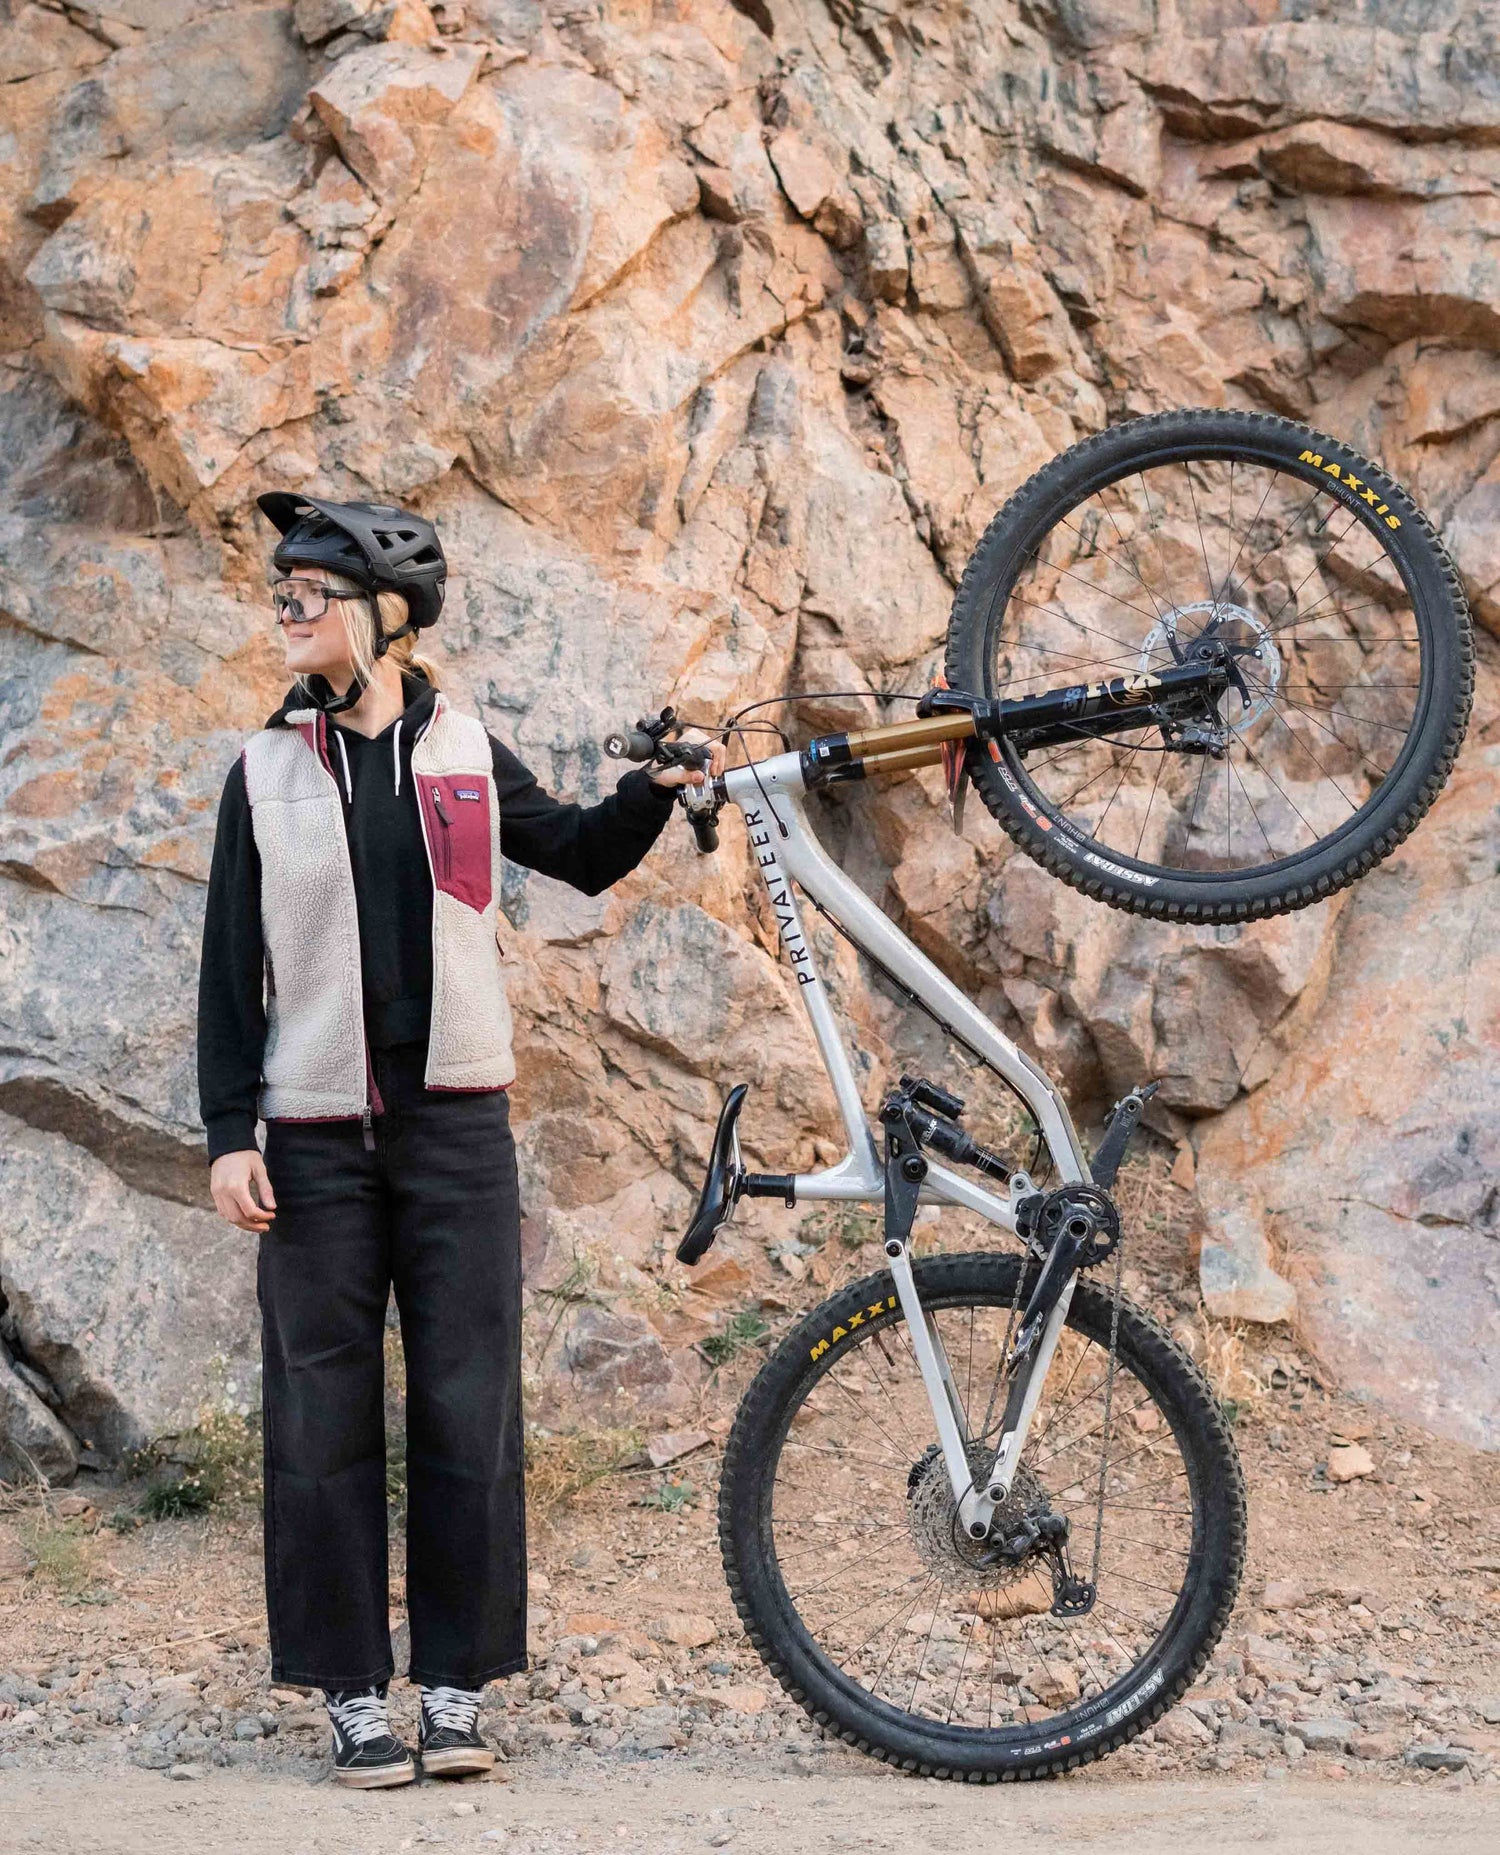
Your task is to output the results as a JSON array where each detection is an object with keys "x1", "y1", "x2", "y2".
[
  {"x1": 333, "y1": 728, "x2": 353, "y2": 803},
  {"x1": 393, "y1": 718, "x2": 402, "y2": 797}
]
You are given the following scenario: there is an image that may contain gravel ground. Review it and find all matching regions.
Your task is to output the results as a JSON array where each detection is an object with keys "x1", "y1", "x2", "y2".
[
  {"x1": 2, "y1": 1254, "x2": 1497, "y2": 1833},
  {"x1": 2, "y1": 1762, "x2": 1497, "y2": 1855},
  {"x1": 2, "y1": 1518, "x2": 1498, "y2": 1794}
]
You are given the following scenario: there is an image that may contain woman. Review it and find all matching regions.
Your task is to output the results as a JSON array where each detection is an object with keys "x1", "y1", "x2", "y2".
[{"x1": 196, "y1": 493, "x2": 723, "y2": 1788}]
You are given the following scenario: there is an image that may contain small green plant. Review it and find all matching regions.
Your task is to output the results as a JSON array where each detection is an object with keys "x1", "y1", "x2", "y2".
[
  {"x1": 698, "y1": 1307, "x2": 770, "y2": 1368},
  {"x1": 127, "y1": 1401, "x2": 262, "y2": 1520},
  {"x1": 637, "y1": 1475, "x2": 696, "y2": 1513},
  {"x1": 137, "y1": 1475, "x2": 216, "y2": 1520}
]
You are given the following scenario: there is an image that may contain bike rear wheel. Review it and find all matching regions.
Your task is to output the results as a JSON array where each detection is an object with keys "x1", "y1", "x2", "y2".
[
  {"x1": 944, "y1": 408, "x2": 1473, "y2": 920},
  {"x1": 718, "y1": 1252, "x2": 1245, "y2": 1781}
]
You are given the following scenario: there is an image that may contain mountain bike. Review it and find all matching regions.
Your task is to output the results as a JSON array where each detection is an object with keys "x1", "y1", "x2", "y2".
[{"x1": 603, "y1": 409, "x2": 1473, "y2": 1781}]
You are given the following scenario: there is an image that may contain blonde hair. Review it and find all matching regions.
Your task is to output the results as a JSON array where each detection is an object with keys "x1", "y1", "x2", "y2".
[{"x1": 288, "y1": 568, "x2": 444, "y2": 696}]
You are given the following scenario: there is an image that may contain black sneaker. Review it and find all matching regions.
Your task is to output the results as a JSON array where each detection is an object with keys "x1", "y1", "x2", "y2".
[
  {"x1": 417, "y1": 1684, "x2": 494, "y2": 1776},
  {"x1": 323, "y1": 1684, "x2": 416, "y2": 1788}
]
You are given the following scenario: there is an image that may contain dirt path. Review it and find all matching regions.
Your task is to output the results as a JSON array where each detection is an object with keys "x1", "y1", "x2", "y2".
[
  {"x1": 3, "y1": 1209, "x2": 1498, "y2": 1833},
  {"x1": 4, "y1": 1763, "x2": 1498, "y2": 1855}
]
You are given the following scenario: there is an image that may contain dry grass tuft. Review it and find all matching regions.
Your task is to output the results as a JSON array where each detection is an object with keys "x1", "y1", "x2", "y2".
[
  {"x1": 125, "y1": 1402, "x2": 262, "y2": 1518},
  {"x1": 5, "y1": 1498, "x2": 101, "y2": 1597},
  {"x1": 524, "y1": 1424, "x2": 644, "y2": 1523},
  {"x1": 1177, "y1": 1314, "x2": 1275, "y2": 1420},
  {"x1": 24, "y1": 1517, "x2": 94, "y2": 1595}
]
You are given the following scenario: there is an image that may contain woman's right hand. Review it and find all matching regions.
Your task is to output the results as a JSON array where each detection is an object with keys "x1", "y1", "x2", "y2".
[{"x1": 210, "y1": 1149, "x2": 277, "y2": 1233}]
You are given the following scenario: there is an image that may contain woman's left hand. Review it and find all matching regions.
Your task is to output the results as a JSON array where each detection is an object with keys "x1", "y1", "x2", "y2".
[{"x1": 646, "y1": 729, "x2": 728, "y2": 790}]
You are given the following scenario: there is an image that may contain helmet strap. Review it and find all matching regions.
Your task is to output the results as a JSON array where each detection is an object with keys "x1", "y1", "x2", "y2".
[
  {"x1": 302, "y1": 669, "x2": 368, "y2": 715},
  {"x1": 374, "y1": 591, "x2": 418, "y2": 658}
]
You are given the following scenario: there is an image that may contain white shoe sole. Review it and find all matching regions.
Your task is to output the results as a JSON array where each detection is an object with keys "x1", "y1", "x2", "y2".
[
  {"x1": 420, "y1": 1745, "x2": 496, "y2": 1776},
  {"x1": 333, "y1": 1757, "x2": 417, "y2": 1788}
]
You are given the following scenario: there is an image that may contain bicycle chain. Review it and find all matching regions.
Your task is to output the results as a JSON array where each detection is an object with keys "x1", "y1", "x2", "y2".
[{"x1": 1091, "y1": 1225, "x2": 1126, "y2": 1588}]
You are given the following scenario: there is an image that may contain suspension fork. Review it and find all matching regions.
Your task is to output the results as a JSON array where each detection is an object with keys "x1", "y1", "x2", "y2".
[{"x1": 882, "y1": 1115, "x2": 1077, "y2": 1541}]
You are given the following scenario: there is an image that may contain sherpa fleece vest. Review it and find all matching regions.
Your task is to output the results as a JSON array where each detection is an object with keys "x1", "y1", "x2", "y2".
[{"x1": 240, "y1": 693, "x2": 516, "y2": 1123}]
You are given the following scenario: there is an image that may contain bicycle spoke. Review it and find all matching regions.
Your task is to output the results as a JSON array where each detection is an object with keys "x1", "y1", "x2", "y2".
[{"x1": 1228, "y1": 752, "x2": 1277, "y2": 860}]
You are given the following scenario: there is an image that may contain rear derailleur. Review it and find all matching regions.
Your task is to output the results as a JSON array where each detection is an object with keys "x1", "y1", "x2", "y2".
[{"x1": 977, "y1": 1507, "x2": 1097, "y2": 1619}]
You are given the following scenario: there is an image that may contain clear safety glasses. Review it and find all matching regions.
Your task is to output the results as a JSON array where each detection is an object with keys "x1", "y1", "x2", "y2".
[{"x1": 270, "y1": 578, "x2": 361, "y2": 626}]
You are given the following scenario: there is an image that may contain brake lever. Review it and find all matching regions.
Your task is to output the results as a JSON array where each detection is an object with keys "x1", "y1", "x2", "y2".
[{"x1": 674, "y1": 743, "x2": 719, "y2": 853}]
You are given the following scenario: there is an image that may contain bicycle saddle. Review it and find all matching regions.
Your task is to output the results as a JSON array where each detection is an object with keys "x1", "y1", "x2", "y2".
[{"x1": 676, "y1": 1084, "x2": 749, "y2": 1265}]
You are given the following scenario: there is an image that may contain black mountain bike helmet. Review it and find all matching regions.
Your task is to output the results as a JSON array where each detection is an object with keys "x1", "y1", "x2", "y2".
[
  {"x1": 257, "y1": 492, "x2": 447, "y2": 628},
  {"x1": 256, "y1": 492, "x2": 448, "y2": 714}
]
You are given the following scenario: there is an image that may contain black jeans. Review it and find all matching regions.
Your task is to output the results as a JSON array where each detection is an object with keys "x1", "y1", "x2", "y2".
[{"x1": 257, "y1": 1042, "x2": 527, "y2": 1691}]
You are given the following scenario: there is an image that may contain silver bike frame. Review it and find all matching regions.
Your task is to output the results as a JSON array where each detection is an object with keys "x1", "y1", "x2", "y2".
[{"x1": 704, "y1": 752, "x2": 1094, "y2": 1539}]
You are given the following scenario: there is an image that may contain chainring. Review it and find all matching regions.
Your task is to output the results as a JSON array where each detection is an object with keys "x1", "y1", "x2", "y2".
[{"x1": 1015, "y1": 1183, "x2": 1122, "y2": 1269}]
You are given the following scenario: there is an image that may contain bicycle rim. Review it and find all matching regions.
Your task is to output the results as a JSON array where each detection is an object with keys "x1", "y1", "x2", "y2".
[{"x1": 984, "y1": 451, "x2": 1434, "y2": 885}]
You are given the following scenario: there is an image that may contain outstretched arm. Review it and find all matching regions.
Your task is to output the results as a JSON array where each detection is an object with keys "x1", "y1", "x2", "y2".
[{"x1": 490, "y1": 734, "x2": 679, "y2": 895}]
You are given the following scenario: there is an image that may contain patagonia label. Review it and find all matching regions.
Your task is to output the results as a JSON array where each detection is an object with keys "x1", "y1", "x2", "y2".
[{"x1": 454, "y1": 788, "x2": 482, "y2": 801}]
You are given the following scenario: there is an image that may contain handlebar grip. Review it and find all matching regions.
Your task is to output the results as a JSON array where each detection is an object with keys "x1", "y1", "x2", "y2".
[
  {"x1": 603, "y1": 727, "x2": 657, "y2": 762},
  {"x1": 690, "y1": 810, "x2": 719, "y2": 854}
]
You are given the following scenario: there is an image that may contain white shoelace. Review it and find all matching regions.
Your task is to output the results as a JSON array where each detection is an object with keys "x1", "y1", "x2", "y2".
[
  {"x1": 325, "y1": 1689, "x2": 392, "y2": 1747},
  {"x1": 421, "y1": 1684, "x2": 483, "y2": 1733}
]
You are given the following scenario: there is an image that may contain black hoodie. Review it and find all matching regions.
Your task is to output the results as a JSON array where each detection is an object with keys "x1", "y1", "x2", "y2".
[{"x1": 195, "y1": 669, "x2": 677, "y2": 1162}]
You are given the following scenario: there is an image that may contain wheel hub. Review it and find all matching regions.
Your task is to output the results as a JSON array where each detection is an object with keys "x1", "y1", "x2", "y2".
[
  {"x1": 905, "y1": 1443, "x2": 1050, "y2": 1587},
  {"x1": 1141, "y1": 600, "x2": 1281, "y2": 736}
]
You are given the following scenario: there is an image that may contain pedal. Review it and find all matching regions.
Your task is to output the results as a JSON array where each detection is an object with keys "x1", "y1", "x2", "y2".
[{"x1": 1089, "y1": 1080, "x2": 1160, "y2": 1190}]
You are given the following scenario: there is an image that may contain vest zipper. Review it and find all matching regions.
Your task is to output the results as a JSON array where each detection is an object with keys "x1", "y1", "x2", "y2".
[
  {"x1": 362, "y1": 1035, "x2": 383, "y2": 1152},
  {"x1": 430, "y1": 784, "x2": 453, "y2": 882}
]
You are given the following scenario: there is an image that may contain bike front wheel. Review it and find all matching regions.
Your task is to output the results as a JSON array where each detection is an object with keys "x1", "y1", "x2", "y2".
[
  {"x1": 945, "y1": 408, "x2": 1474, "y2": 920},
  {"x1": 718, "y1": 1252, "x2": 1245, "y2": 1781}
]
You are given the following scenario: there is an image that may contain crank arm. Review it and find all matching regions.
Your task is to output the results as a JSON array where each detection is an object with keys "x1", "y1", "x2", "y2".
[
  {"x1": 1089, "y1": 1081, "x2": 1159, "y2": 1191},
  {"x1": 1010, "y1": 1226, "x2": 1083, "y2": 1362}
]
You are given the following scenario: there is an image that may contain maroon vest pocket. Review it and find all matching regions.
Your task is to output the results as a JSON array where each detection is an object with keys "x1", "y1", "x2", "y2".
[{"x1": 419, "y1": 774, "x2": 493, "y2": 912}]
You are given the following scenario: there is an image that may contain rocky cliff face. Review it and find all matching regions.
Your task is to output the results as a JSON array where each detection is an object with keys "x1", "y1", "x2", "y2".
[{"x1": 1, "y1": 0, "x2": 1496, "y2": 1472}]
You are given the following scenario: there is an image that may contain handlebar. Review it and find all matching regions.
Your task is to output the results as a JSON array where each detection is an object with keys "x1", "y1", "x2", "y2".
[
  {"x1": 603, "y1": 705, "x2": 708, "y2": 769},
  {"x1": 604, "y1": 706, "x2": 720, "y2": 854}
]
